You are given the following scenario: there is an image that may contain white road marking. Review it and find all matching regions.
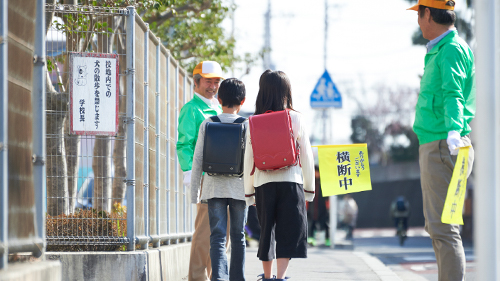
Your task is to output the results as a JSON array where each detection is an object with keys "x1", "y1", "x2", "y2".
[
  {"x1": 404, "y1": 256, "x2": 437, "y2": 262},
  {"x1": 353, "y1": 228, "x2": 430, "y2": 238}
]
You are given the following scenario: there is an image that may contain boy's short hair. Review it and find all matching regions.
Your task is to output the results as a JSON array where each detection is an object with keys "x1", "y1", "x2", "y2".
[{"x1": 218, "y1": 78, "x2": 246, "y2": 108}]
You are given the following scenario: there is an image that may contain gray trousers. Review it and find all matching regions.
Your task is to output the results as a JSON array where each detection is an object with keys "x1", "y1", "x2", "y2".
[{"x1": 419, "y1": 136, "x2": 473, "y2": 281}]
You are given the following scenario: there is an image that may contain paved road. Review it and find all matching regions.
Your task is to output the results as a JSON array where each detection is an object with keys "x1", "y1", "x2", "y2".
[{"x1": 351, "y1": 227, "x2": 476, "y2": 281}]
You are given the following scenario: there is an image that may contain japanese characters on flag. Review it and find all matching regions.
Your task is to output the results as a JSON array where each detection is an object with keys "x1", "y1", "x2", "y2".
[
  {"x1": 441, "y1": 146, "x2": 471, "y2": 225},
  {"x1": 314, "y1": 144, "x2": 372, "y2": 196},
  {"x1": 69, "y1": 52, "x2": 119, "y2": 135}
]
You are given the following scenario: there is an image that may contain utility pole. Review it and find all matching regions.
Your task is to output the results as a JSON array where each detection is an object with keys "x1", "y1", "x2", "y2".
[
  {"x1": 323, "y1": 0, "x2": 337, "y2": 249},
  {"x1": 231, "y1": 0, "x2": 235, "y2": 77},
  {"x1": 474, "y1": 0, "x2": 500, "y2": 279},
  {"x1": 263, "y1": 0, "x2": 274, "y2": 70},
  {"x1": 324, "y1": 0, "x2": 328, "y2": 71},
  {"x1": 322, "y1": 0, "x2": 331, "y2": 147}
]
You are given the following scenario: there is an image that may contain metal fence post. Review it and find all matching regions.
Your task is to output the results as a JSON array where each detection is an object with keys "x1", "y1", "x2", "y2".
[
  {"x1": 174, "y1": 63, "x2": 179, "y2": 243},
  {"x1": 182, "y1": 73, "x2": 188, "y2": 236},
  {"x1": 189, "y1": 79, "x2": 196, "y2": 232},
  {"x1": 33, "y1": 0, "x2": 46, "y2": 258},
  {"x1": 183, "y1": 74, "x2": 187, "y2": 238},
  {"x1": 126, "y1": 6, "x2": 136, "y2": 252},
  {"x1": 154, "y1": 39, "x2": 161, "y2": 248},
  {"x1": 142, "y1": 25, "x2": 150, "y2": 250},
  {"x1": 165, "y1": 54, "x2": 171, "y2": 244},
  {"x1": 0, "y1": 0, "x2": 8, "y2": 270}
]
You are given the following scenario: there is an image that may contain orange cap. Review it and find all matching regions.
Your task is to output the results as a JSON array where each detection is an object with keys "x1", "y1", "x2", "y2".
[
  {"x1": 407, "y1": 0, "x2": 455, "y2": 11},
  {"x1": 192, "y1": 61, "x2": 224, "y2": 79}
]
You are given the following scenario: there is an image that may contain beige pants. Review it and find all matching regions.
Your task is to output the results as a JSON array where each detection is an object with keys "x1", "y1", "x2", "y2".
[
  {"x1": 189, "y1": 203, "x2": 212, "y2": 281},
  {"x1": 419, "y1": 136, "x2": 474, "y2": 281}
]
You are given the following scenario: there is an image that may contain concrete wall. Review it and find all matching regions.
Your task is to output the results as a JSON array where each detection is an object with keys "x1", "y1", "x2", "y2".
[
  {"x1": 46, "y1": 243, "x2": 191, "y2": 281},
  {"x1": 340, "y1": 161, "x2": 424, "y2": 229},
  {"x1": 369, "y1": 161, "x2": 420, "y2": 183},
  {"x1": 351, "y1": 178, "x2": 425, "y2": 229},
  {"x1": 0, "y1": 261, "x2": 62, "y2": 281}
]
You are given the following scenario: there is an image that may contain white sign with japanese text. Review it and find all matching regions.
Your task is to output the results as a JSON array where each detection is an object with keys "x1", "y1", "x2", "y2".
[{"x1": 69, "y1": 52, "x2": 119, "y2": 135}]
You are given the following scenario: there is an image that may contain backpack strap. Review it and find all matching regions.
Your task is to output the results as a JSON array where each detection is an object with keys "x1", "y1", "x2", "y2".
[
  {"x1": 211, "y1": 116, "x2": 246, "y2": 123},
  {"x1": 287, "y1": 110, "x2": 301, "y2": 168},
  {"x1": 233, "y1": 117, "x2": 246, "y2": 124},
  {"x1": 236, "y1": 116, "x2": 248, "y2": 175},
  {"x1": 297, "y1": 141, "x2": 302, "y2": 167}
]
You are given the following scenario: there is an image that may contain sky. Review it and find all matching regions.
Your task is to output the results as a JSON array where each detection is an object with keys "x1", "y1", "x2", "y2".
[
  {"x1": 223, "y1": 0, "x2": 467, "y2": 145},
  {"x1": 47, "y1": 0, "x2": 469, "y2": 146}
]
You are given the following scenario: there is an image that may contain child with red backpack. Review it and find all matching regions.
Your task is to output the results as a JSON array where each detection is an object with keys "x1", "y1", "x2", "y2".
[{"x1": 243, "y1": 70, "x2": 315, "y2": 281}]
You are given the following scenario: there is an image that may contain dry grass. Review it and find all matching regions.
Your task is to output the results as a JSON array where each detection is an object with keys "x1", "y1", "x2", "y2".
[{"x1": 46, "y1": 203, "x2": 127, "y2": 251}]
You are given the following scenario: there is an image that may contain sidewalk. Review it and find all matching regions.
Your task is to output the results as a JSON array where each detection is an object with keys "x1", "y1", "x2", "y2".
[
  {"x1": 243, "y1": 229, "x2": 402, "y2": 281},
  {"x1": 243, "y1": 246, "x2": 402, "y2": 281}
]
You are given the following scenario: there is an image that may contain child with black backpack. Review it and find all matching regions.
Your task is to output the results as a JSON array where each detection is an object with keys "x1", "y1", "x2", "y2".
[{"x1": 191, "y1": 78, "x2": 248, "y2": 281}]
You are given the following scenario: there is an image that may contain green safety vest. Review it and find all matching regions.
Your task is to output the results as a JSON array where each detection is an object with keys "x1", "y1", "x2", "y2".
[{"x1": 176, "y1": 94, "x2": 222, "y2": 171}]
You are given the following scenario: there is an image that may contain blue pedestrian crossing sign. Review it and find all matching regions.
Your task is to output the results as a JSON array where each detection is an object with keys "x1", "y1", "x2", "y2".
[{"x1": 310, "y1": 70, "x2": 342, "y2": 108}]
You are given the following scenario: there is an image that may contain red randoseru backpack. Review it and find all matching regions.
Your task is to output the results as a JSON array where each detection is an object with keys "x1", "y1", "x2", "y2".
[{"x1": 249, "y1": 109, "x2": 300, "y2": 175}]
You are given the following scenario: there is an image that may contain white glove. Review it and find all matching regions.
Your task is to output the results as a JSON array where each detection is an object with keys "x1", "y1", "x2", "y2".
[
  {"x1": 183, "y1": 170, "x2": 192, "y2": 187},
  {"x1": 447, "y1": 131, "x2": 464, "y2": 156}
]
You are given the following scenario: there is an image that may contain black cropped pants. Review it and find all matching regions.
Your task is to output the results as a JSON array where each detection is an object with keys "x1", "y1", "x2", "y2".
[{"x1": 255, "y1": 181, "x2": 308, "y2": 261}]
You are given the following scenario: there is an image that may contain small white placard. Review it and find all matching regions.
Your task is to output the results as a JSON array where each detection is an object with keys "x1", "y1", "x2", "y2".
[{"x1": 69, "y1": 52, "x2": 119, "y2": 135}]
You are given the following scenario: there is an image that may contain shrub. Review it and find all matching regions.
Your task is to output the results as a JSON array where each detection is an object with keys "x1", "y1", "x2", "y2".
[{"x1": 46, "y1": 203, "x2": 127, "y2": 251}]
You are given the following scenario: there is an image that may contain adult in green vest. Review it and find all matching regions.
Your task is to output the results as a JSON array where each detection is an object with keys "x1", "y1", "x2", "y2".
[
  {"x1": 177, "y1": 61, "x2": 223, "y2": 281},
  {"x1": 408, "y1": 1, "x2": 475, "y2": 280}
]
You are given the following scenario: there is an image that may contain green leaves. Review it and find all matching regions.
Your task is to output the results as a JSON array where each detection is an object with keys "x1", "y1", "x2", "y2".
[
  {"x1": 94, "y1": 21, "x2": 114, "y2": 34},
  {"x1": 140, "y1": 0, "x2": 243, "y2": 73},
  {"x1": 48, "y1": 0, "x2": 253, "y2": 75},
  {"x1": 47, "y1": 58, "x2": 54, "y2": 72}
]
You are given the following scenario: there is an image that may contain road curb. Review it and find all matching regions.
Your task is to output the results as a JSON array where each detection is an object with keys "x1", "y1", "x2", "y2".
[
  {"x1": 354, "y1": 252, "x2": 403, "y2": 281},
  {"x1": 333, "y1": 239, "x2": 354, "y2": 250}
]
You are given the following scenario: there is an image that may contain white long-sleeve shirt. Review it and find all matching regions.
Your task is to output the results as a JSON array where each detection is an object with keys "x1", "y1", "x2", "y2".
[{"x1": 243, "y1": 110, "x2": 315, "y2": 206}]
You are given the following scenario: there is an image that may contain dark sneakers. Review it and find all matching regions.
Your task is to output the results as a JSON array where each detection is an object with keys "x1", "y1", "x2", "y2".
[{"x1": 257, "y1": 274, "x2": 290, "y2": 281}]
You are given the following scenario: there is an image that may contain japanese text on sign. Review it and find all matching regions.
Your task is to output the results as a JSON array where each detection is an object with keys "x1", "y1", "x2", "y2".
[
  {"x1": 337, "y1": 151, "x2": 352, "y2": 190},
  {"x1": 442, "y1": 146, "x2": 471, "y2": 225},
  {"x1": 70, "y1": 52, "x2": 119, "y2": 135},
  {"x1": 314, "y1": 144, "x2": 372, "y2": 196},
  {"x1": 94, "y1": 60, "x2": 100, "y2": 129},
  {"x1": 354, "y1": 151, "x2": 365, "y2": 178},
  {"x1": 79, "y1": 99, "x2": 85, "y2": 122}
]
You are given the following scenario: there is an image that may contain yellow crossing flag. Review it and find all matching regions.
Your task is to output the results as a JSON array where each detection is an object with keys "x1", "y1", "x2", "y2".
[
  {"x1": 442, "y1": 146, "x2": 471, "y2": 225},
  {"x1": 313, "y1": 144, "x2": 372, "y2": 196}
]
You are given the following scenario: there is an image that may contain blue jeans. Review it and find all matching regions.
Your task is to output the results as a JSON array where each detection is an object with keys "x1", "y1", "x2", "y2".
[{"x1": 208, "y1": 198, "x2": 248, "y2": 281}]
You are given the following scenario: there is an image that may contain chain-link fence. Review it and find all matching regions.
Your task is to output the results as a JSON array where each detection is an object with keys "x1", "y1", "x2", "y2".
[{"x1": 45, "y1": 4, "x2": 194, "y2": 251}]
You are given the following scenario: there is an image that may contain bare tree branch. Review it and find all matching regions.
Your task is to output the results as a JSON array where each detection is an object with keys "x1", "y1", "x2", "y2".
[
  {"x1": 46, "y1": 0, "x2": 57, "y2": 34},
  {"x1": 178, "y1": 54, "x2": 196, "y2": 60},
  {"x1": 78, "y1": 15, "x2": 94, "y2": 54},
  {"x1": 179, "y1": 40, "x2": 198, "y2": 52}
]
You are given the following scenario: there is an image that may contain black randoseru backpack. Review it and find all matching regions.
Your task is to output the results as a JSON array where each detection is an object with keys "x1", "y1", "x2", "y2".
[{"x1": 202, "y1": 116, "x2": 246, "y2": 177}]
